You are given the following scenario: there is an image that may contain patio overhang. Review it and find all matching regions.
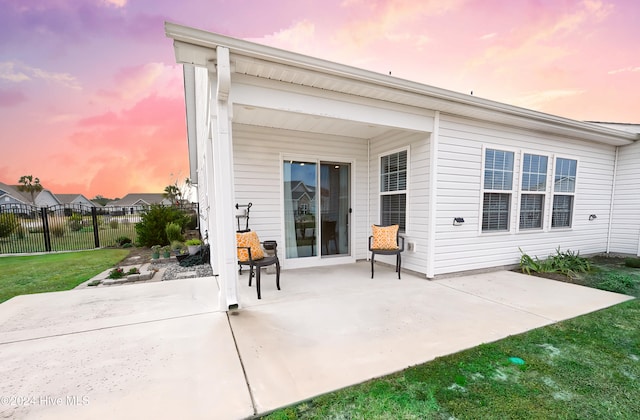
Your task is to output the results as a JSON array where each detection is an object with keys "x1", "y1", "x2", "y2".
[{"x1": 166, "y1": 21, "x2": 638, "y2": 147}]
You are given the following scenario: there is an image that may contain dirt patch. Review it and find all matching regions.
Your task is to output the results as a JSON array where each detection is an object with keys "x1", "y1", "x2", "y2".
[{"x1": 118, "y1": 247, "x2": 154, "y2": 265}]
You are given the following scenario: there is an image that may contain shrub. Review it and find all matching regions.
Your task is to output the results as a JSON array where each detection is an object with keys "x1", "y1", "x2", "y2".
[
  {"x1": 109, "y1": 219, "x2": 119, "y2": 229},
  {"x1": 624, "y1": 257, "x2": 640, "y2": 269},
  {"x1": 68, "y1": 214, "x2": 83, "y2": 231},
  {"x1": 108, "y1": 268, "x2": 125, "y2": 279},
  {"x1": 165, "y1": 222, "x2": 183, "y2": 242},
  {"x1": 135, "y1": 205, "x2": 190, "y2": 247},
  {"x1": 519, "y1": 247, "x2": 591, "y2": 276},
  {"x1": 50, "y1": 220, "x2": 66, "y2": 237},
  {"x1": 115, "y1": 236, "x2": 132, "y2": 247},
  {"x1": 0, "y1": 213, "x2": 19, "y2": 238}
]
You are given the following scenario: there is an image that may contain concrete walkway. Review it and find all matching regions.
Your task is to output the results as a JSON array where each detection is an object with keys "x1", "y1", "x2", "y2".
[{"x1": 0, "y1": 263, "x2": 633, "y2": 419}]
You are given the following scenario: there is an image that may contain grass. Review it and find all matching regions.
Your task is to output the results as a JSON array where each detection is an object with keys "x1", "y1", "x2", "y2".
[
  {"x1": 0, "y1": 249, "x2": 129, "y2": 303},
  {"x1": 264, "y1": 257, "x2": 640, "y2": 419}
]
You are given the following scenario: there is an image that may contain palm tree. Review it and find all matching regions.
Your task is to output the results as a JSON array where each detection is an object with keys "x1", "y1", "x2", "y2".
[
  {"x1": 17, "y1": 175, "x2": 43, "y2": 204},
  {"x1": 163, "y1": 184, "x2": 181, "y2": 205}
]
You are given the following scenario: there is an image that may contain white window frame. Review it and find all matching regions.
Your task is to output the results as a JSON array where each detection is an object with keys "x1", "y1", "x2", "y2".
[
  {"x1": 480, "y1": 145, "x2": 516, "y2": 234},
  {"x1": 378, "y1": 146, "x2": 409, "y2": 233},
  {"x1": 517, "y1": 152, "x2": 550, "y2": 232},
  {"x1": 551, "y1": 155, "x2": 578, "y2": 229}
]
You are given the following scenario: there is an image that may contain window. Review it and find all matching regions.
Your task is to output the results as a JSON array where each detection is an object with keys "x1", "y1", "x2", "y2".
[
  {"x1": 482, "y1": 148, "x2": 514, "y2": 231},
  {"x1": 519, "y1": 153, "x2": 548, "y2": 229},
  {"x1": 380, "y1": 149, "x2": 407, "y2": 232},
  {"x1": 552, "y1": 157, "x2": 577, "y2": 228}
]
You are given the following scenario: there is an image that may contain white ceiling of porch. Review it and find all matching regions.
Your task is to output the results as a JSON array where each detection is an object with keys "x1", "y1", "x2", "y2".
[{"x1": 233, "y1": 104, "x2": 405, "y2": 140}]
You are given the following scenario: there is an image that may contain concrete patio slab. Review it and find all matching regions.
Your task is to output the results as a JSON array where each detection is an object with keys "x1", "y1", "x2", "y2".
[
  {"x1": 231, "y1": 263, "x2": 633, "y2": 414},
  {"x1": 0, "y1": 263, "x2": 633, "y2": 419}
]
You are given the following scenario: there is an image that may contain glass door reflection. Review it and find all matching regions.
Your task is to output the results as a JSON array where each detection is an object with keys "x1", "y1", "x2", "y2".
[
  {"x1": 320, "y1": 162, "x2": 350, "y2": 257},
  {"x1": 283, "y1": 161, "x2": 317, "y2": 259}
]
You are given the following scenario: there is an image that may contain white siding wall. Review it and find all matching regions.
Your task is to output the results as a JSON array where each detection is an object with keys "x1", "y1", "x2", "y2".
[
  {"x1": 434, "y1": 114, "x2": 616, "y2": 275},
  {"x1": 609, "y1": 141, "x2": 640, "y2": 256},
  {"x1": 232, "y1": 125, "x2": 369, "y2": 265},
  {"x1": 369, "y1": 132, "x2": 430, "y2": 275}
]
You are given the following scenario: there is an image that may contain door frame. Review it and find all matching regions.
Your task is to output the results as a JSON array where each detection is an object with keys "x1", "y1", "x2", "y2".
[{"x1": 280, "y1": 153, "x2": 356, "y2": 269}]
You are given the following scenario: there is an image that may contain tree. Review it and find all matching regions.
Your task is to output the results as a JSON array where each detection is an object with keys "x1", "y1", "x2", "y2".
[
  {"x1": 17, "y1": 175, "x2": 43, "y2": 204},
  {"x1": 92, "y1": 195, "x2": 113, "y2": 206},
  {"x1": 163, "y1": 184, "x2": 181, "y2": 204}
]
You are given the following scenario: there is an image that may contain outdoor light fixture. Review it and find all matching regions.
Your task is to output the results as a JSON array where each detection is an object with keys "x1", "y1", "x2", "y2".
[
  {"x1": 453, "y1": 217, "x2": 465, "y2": 226},
  {"x1": 589, "y1": 214, "x2": 598, "y2": 221}
]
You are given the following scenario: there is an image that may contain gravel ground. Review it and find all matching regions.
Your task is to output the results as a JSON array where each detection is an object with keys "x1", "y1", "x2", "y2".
[{"x1": 150, "y1": 259, "x2": 214, "y2": 280}]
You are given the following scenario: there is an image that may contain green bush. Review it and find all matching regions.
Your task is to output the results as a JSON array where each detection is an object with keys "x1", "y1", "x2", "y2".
[
  {"x1": 624, "y1": 257, "x2": 640, "y2": 269},
  {"x1": 109, "y1": 219, "x2": 119, "y2": 229},
  {"x1": 0, "y1": 213, "x2": 19, "y2": 238},
  {"x1": 115, "y1": 236, "x2": 132, "y2": 247},
  {"x1": 165, "y1": 222, "x2": 183, "y2": 242},
  {"x1": 135, "y1": 205, "x2": 190, "y2": 247},
  {"x1": 50, "y1": 220, "x2": 66, "y2": 237},
  {"x1": 596, "y1": 272, "x2": 638, "y2": 294},
  {"x1": 68, "y1": 213, "x2": 84, "y2": 232},
  {"x1": 520, "y1": 247, "x2": 591, "y2": 276}
]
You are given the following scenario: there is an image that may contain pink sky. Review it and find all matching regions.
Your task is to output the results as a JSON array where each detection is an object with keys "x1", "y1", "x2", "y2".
[{"x1": 0, "y1": 0, "x2": 638, "y2": 199}]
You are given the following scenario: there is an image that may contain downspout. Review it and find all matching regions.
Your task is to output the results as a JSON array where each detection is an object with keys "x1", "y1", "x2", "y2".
[
  {"x1": 367, "y1": 138, "x2": 370, "y2": 259},
  {"x1": 605, "y1": 146, "x2": 619, "y2": 254},
  {"x1": 426, "y1": 111, "x2": 439, "y2": 278}
]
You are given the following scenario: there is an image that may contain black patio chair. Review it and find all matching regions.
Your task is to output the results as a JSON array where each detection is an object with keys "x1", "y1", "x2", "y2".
[
  {"x1": 369, "y1": 224, "x2": 405, "y2": 279},
  {"x1": 237, "y1": 237, "x2": 280, "y2": 299}
]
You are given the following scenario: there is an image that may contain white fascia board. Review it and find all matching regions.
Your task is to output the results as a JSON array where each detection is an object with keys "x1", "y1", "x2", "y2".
[{"x1": 165, "y1": 22, "x2": 638, "y2": 146}]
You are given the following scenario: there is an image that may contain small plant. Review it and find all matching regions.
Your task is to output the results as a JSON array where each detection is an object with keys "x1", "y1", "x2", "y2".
[
  {"x1": 151, "y1": 245, "x2": 161, "y2": 259},
  {"x1": 165, "y1": 222, "x2": 183, "y2": 242},
  {"x1": 108, "y1": 268, "x2": 125, "y2": 279},
  {"x1": 185, "y1": 238, "x2": 202, "y2": 246},
  {"x1": 49, "y1": 220, "x2": 66, "y2": 237},
  {"x1": 519, "y1": 247, "x2": 591, "y2": 277},
  {"x1": 115, "y1": 236, "x2": 132, "y2": 247},
  {"x1": 68, "y1": 213, "x2": 83, "y2": 231},
  {"x1": 161, "y1": 245, "x2": 171, "y2": 258},
  {"x1": 127, "y1": 267, "x2": 140, "y2": 275},
  {"x1": 624, "y1": 257, "x2": 640, "y2": 269},
  {"x1": 109, "y1": 219, "x2": 119, "y2": 229}
]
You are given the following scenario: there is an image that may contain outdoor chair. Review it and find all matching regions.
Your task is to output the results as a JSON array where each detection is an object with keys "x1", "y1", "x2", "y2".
[
  {"x1": 369, "y1": 224, "x2": 405, "y2": 279},
  {"x1": 236, "y1": 231, "x2": 280, "y2": 299}
]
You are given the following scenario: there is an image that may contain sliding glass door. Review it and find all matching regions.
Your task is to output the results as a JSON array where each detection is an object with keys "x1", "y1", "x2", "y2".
[{"x1": 283, "y1": 160, "x2": 351, "y2": 261}]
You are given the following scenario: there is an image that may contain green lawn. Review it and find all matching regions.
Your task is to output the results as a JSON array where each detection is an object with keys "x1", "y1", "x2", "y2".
[
  {"x1": 264, "y1": 258, "x2": 640, "y2": 419},
  {"x1": 0, "y1": 249, "x2": 129, "y2": 303}
]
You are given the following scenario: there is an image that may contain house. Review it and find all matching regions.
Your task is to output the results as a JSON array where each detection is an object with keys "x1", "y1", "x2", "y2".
[
  {"x1": 55, "y1": 194, "x2": 96, "y2": 208},
  {"x1": 165, "y1": 22, "x2": 639, "y2": 310},
  {"x1": 104, "y1": 193, "x2": 172, "y2": 215},
  {"x1": 0, "y1": 182, "x2": 58, "y2": 208}
]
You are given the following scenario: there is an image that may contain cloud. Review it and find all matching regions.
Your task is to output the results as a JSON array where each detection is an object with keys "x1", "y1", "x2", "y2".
[
  {"x1": 96, "y1": 62, "x2": 183, "y2": 104},
  {"x1": 513, "y1": 89, "x2": 585, "y2": 109},
  {"x1": 0, "y1": 88, "x2": 27, "y2": 107},
  {"x1": 336, "y1": 0, "x2": 467, "y2": 48},
  {"x1": 608, "y1": 66, "x2": 640, "y2": 75},
  {"x1": 480, "y1": 33, "x2": 497, "y2": 40},
  {"x1": 101, "y1": 0, "x2": 128, "y2": 7},
  {"x1": 0, "y1": 61, "x2": 81, "y2": 90},
  {"x1": 255, "y1": 20, "x2": 317, "y2": 53}
]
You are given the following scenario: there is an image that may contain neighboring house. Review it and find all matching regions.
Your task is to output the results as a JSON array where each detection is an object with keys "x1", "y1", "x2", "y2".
[
  {"x1": 165, "y1": 23, "x2": 640, "y2": 309},
  {"x1": 56, "y1": 194, "x2": 96, "y2": 208},
  {"x1": 105, "y1": 193, "x2": 172, "y2": 215},
  {"x1": 0, "y1": 183, "x2": 33, "y2": 214},
  {"x1": 0, "y1": 182, "x2": 57, "y2": 207}
]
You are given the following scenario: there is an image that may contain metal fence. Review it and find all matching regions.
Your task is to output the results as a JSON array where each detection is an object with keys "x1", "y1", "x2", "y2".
[{"x1": 0, "y1": 203, "x2": 198, "y2": 254}]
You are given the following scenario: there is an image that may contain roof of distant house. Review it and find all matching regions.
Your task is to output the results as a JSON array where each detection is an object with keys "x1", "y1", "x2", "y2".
[{"x1": 106, "y1": 193, "x2": 170, "y2": 207}]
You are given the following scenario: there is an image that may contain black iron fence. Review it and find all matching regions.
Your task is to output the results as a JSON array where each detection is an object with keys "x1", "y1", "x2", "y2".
[{"x1": 0, "y1": 203, "x2": 199, "y2": 255}]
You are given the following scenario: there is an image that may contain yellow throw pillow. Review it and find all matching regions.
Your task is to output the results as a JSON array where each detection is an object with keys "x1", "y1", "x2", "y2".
[
  {"x1": 236, "y1": 231, "x2": 265, "y2": 262},
  {"x1": 371, "y1": 225, "x2": 399, "y2": 250}
]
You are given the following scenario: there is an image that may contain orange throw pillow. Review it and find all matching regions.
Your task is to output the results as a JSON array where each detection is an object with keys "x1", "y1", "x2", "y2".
[
  {"x1": 371, "y1": 225, "x2": 399, "y2": 250},
  {"x1": 236, "y1": 231, "x2": 265, "y2": 262}
]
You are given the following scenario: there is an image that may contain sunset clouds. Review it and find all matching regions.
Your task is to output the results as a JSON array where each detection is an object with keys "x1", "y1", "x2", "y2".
[{"x1": 0, "y1": 0, "x2": 637, "y2": 198}]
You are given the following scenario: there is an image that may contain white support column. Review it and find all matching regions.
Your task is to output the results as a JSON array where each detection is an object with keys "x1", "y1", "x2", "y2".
[
  {"x1": 210, "y1": 46, "x2": 240, "y2": 310},
  {"x1": 426, "y1": 111, "x2": 440, "y2": 279}
]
